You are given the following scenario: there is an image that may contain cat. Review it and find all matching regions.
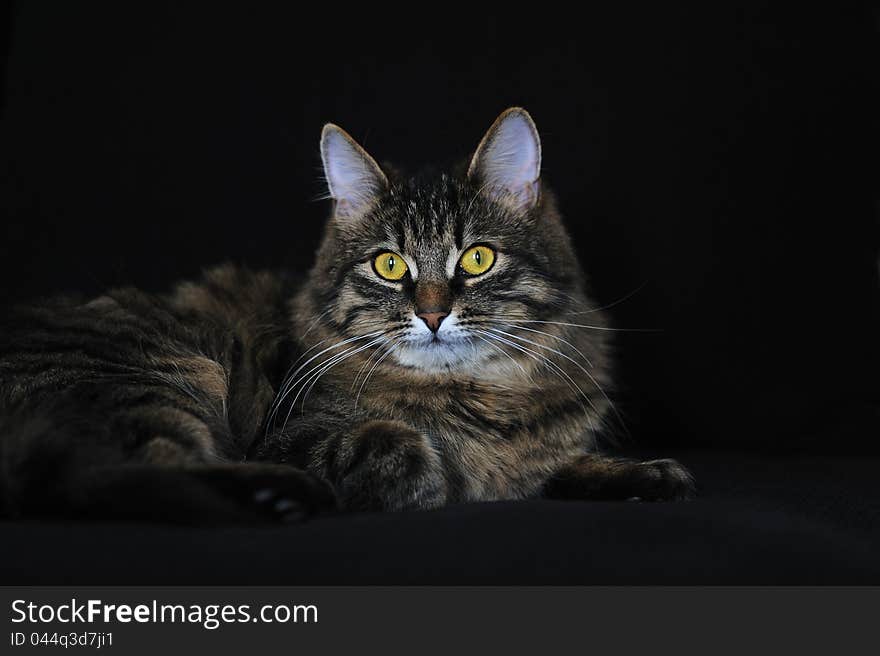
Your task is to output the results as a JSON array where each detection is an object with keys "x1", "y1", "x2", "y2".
[{"x1": 0, "y1": 108, "x2": 694, "y2": 523}]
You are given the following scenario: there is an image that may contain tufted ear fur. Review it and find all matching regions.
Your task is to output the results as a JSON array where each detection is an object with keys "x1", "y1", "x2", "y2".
[
  {"x1": 467, "y1": 107, "x2": 542, "y2": 212},
  {"x1": 320, "y1": 124, "x2": 388, "y2": 219}
]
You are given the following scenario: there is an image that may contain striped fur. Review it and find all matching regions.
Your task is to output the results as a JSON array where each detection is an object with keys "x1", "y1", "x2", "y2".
[{"x1": 0, "y1": 110, "x2": 693, "y2": 522}]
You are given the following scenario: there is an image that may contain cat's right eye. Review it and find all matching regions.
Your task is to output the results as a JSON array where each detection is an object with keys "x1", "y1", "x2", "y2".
[{"x1": 373, "y1": 252, "x2": 408, "y2": 281}]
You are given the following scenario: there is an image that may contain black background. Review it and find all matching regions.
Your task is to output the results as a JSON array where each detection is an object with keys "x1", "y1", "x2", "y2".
[{"x1": 1, "y1": 3, "x2": 877, "y2": 452}]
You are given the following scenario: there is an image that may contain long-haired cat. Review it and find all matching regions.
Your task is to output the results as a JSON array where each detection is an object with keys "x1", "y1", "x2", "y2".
[{"x1": 0, "y1": 108, "x2": 693, "y2": 522}]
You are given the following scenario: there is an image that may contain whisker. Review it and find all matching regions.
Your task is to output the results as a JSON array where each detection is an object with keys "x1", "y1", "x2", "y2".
[
  {"x1": 300, "y1": 308, "x2": 334, "y2": 339},
  {"x1": 286, "y1": 328, "x2": 385, "y2": 382},
  {"x1": 266, "y1": 331, "x2": 384, "y2": 434},
  {"x1": 492, "y1": 318, "x2": 660, "y2": 332},
  {"x1": 276, "y1": 331, "x2": 383, "y2": 394},
  {"x1": 565, "y1": 282, "x2": 649, "y2": 316},
  {"x1": 270, "y1": 344, "x2": 365, "y2": 432},
  {"x1": 484, "y1": 326, "x2": 627, "y2": 438},
  {"x1": 300, "y1": 339, "x2": 387, "y2": 414},
  {"x1": 466, "y1": 180, "x2": 493, "y2": 214},
  {"x1": 475, "y1": 330, "x2": 596, "y2": 425},
  {"x1": 489, "y1": 322, "x2": 593, "y2": 367},
  {"x1": 471, "y1": 333, "x2": 530, "y2": 379},
  {"x1": 485, "y1": 327, "x2": 593, "y2": 378},
  {"x1": 278, "y1": 336, "x2": 387, "y2": 432},
  {"x1": 462, "y1": 336, "x2": 518, "y2": 392},
  {"x1": 353, "y1": 338, "x2": 402, "y2": 411},
  {"x1": 294, "y1": 337, "x2": 387, "y2": 415},
  {"x1": 351, "y1": 331, "x2": 404, "y2": 392},
  {"x1": 471, "y1": 329, "x2": 596, "y2": 417}
]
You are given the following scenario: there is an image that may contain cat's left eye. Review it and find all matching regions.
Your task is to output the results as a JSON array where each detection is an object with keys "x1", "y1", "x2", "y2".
[
  {"x1": 459, "y1": 245, "x2": 496, "y2": 276},
  {"x1": 373, "y1": 252, "x2": 408, "y2": 281}
]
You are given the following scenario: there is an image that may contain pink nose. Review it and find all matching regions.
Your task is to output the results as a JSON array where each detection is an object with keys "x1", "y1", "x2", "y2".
[{"x1": 417, "y1": 311, "x2": 448, "y2": 333}]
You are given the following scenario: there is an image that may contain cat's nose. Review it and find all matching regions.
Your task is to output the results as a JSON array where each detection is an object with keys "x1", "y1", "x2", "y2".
[{"x1": 417, "y1": 311, "x2": 448, "y2": 333}]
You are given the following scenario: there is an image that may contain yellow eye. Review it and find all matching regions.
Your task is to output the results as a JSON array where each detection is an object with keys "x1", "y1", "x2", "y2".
[
  {"x1": 459, "y1": 245, "x2": 496, "y2": 276},
  {"x1": 373, "y1": 252, "x2": 408, "y2": 281}
]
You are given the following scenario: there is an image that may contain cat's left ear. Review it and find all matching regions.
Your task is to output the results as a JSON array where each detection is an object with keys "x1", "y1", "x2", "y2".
[
  {"x1": 468, "y1": 107, "x2": 542, "y2": 212},
  {"x1": 320, "y1": 124, "x2": 388, "y2": 219}
]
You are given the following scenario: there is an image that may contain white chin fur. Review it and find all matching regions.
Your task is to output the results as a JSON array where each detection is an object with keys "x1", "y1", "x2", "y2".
[
  {"x1": 391, "y1": 312, "x2": 488, "y2": 373},
  {"x1": 392, "y1": 339, "x2": 484, "y2": 371}
]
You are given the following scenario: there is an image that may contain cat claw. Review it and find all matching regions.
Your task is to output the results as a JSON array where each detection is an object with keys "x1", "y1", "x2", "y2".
[
  {"x1": 253, "y1": 488, "x2": 275, "y2": 503},
  {"x1": 273, "y1": 498, "x2": 297, "y2": 513},
  {"x1": 252, "y1": 487, "x2": 308, "y2": 521}
]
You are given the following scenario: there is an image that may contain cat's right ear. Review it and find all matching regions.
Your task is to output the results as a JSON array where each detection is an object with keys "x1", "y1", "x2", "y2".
[
  {"x1": 320, "y1": 124, "x2": 388, "y2": 220},
  {"x1": 468, "y1": 107, "x2": 541, "y2": 213}
]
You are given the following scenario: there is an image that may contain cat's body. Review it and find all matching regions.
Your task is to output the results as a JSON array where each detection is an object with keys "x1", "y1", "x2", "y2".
[{"x1": 0, "y1": 109, "x2": 693, "y2": 522}]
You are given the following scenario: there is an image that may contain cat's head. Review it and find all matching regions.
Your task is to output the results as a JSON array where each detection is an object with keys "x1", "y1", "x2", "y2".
[{"x1": 308, "y1": 108, "x2": 588, "y2": 375}]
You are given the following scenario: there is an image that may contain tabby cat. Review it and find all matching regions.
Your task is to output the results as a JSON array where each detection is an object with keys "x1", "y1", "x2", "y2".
[{"x1": 0, "y1": 108, "x2": 693, "y2": 522}]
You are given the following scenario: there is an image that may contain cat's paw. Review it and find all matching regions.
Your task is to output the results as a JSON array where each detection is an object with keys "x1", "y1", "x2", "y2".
[
  {"x1": 335, "y1": 420, "x2": 447, "y2": 512},
  {"x1": 192, "y1": 463, "x2": 338, "y2": 522},
  {"x1": 250, "y1": 487, "x2": 311, "y2": 523},
  {"x1": 627, "y1": 459, "x2": 695, "y2": 501}
]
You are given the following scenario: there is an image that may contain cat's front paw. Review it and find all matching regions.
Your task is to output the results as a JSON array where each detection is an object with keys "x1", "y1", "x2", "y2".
[
  {"x1": 192, "y1": 463, "x2": 338, "y2": 522},
  {"x1": 334, "y1": 420, "x2": 447, "y2": 512},
  {"x1": 626, "y1": 459, "x2": 695, "y2": 501}
]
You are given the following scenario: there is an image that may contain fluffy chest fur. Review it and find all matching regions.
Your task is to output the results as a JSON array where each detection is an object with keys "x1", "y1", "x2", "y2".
[{"x1": 282, "y1": 326, "x2": 608, "y2": 502}]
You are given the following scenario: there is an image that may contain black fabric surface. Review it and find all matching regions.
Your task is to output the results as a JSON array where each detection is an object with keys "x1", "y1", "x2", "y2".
[{"x1": 3, "y1": 450, "x2": 878, "y2": 585}]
